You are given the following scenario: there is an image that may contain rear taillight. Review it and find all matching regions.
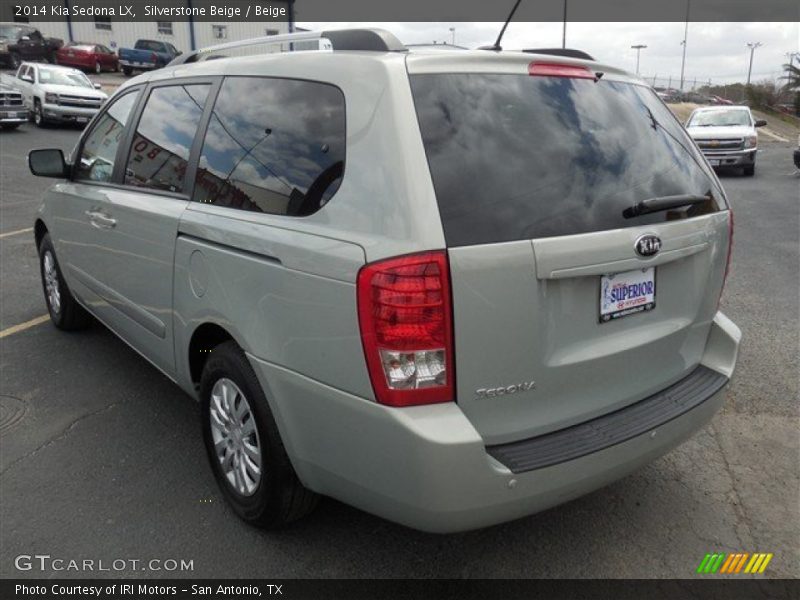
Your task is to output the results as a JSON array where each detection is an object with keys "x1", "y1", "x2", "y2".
[
  {"x1": 357, "y1": 251, "x2": 454, "y2": 407},
  {"x1": 151, "y1": 52, "x2": 158, "y2": 63},
  {"x1": 719, "y1": 209, "x2": 734, "y2": 306},
  {"x1": 528, "y1": 62, "x2": 595, "y2": 79}
]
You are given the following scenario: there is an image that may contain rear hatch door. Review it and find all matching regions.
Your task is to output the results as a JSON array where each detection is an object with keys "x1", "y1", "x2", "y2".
[{"x1": 409, "y1": 60, "x2": 732, "y2": 445}]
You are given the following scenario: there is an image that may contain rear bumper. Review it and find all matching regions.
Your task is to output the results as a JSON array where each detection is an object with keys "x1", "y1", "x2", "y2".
[
  {"x1": 119, "y1": 59, "x2": 159, "y2": 70},
  {"x1": 249, "y1": 311, "x2": 741, "y2": 533},
  {"x1": 702, "y1": 148, "x2": 756, "y2": 167}
]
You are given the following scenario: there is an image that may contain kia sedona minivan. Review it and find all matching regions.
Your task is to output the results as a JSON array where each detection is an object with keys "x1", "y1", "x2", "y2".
[{"x1": 28, "y1": 29, "x2": 740, "y2": 533}]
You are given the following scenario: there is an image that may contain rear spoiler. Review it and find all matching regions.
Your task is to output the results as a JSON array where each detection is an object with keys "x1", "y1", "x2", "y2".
[{"x1": 523, "y1": 48, "x2": 595, "y2": 61}]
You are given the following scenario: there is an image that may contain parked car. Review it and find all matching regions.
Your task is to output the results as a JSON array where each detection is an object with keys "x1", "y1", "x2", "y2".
[
  {"x1": 56, "y1": 42, "x2": 119, "y2": 74},
  {"x1": 26, "y1": 29, "x2": 740, "y2": 533},
  {"x1": 118, "y1": 39, "x2": 180, "y2": 76},
  {"x1": 685, "y1": 105, "x2": 766, "y2": 176},
  {"x1": 0, "y1": 81, "x2": 28, "y2": 129},
  {"x1": 0, "y1": 23, "x2": 62, "y2": 68},
  {"x1": 710, "y1": 95, "x2": 734, "y2": 106},
  {"x1": 1, "y1": 62, "x2": 107, "y2": 128}
]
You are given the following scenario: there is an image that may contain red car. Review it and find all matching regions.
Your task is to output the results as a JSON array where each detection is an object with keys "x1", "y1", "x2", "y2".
[{"x1": 55, "y1": 43, "x2": 119, "y2": 74}]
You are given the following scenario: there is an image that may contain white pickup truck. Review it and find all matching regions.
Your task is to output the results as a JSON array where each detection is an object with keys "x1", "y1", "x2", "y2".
[
  {"x1": 685, "y1": 105, "x2": 766, "y2": 177},
  {"x1": 0, "y1": 62, "x2": 107, "y2": 128}
]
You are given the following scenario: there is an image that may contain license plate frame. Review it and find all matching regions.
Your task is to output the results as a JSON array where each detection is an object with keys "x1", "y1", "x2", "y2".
[
  {"x1": 599, "y1": 267, "x2": 656, "y2": 323},
  {"x1": 708, "y1": 159, "x2": 721, "y2": 166}
]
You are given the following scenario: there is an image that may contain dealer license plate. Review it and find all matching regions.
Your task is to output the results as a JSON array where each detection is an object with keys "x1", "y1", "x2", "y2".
[{"x1": 600, "y1": 267, "x2": 656, "y2": 323}]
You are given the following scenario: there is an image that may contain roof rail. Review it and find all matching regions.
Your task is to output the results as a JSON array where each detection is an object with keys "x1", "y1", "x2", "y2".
[
  {"x1": 522, "y1": 48, "x2": 595, "y2": 61},
  {"x1": 169, "y1": 28, "x2": 405, "y2": 66}
]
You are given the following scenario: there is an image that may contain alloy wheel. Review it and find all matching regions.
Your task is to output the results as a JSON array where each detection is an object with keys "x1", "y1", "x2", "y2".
[
  {"x1": 43, "y1": 250, "x2": 61, "y2": 314},
  {"x1": 209, "y1": 378, "x2": 262, "y2": 496}
]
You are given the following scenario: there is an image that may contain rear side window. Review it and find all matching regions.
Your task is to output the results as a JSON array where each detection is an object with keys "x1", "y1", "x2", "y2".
[
  {"x1": 74, "y1": 90, "x2": 140, "y2": 183},
  {"x1": 410, "y1": 74, "x2": 725, "y2": 246},
  {"x1": 193, "y1": 77, "x2": 345, "y2": 217},
  {"x1": 124, "y1": 84, "x2": 210, "y2": 193}
]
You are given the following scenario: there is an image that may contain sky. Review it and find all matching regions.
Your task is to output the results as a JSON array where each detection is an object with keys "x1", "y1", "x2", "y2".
[{"x1": 298, "y1": 22, "x2": 800, "y2": 86}]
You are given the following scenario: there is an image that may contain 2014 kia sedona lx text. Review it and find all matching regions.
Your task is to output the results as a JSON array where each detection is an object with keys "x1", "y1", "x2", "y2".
[{"x1": 28, "y1": 29, "x2": 740, "y2": 533}]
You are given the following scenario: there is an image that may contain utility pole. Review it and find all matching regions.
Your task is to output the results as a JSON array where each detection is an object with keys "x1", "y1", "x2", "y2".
[
  {"x1": 631, "y1": 44, "x2": 647, "y2": 75},
  {"x1": 679, "y1": 0, "x2": 691, "y2": 92},
  {"x1": 562, "y1": 0, "x2": 567, "y2": 49},
  {"x1": 449, "y1": 27, "x2": 455, "y2": 46},
  {"x1": 746, "y1": 42, "x2": 763, "y2": 85}
]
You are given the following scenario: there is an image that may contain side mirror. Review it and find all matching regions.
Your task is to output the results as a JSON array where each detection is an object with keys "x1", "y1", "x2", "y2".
[
  {"x1": 29, "y1": 149, "x2": 69, "y2": 178},
  {"x1": 94, "y1": 83, "x2": 102, "y2": 90},
  {"x1": 754, "y1": 119, "x2": 767, "y2": 127}
]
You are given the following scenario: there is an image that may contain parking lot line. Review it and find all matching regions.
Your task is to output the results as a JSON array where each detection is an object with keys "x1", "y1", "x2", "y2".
[
  {"x1": 0, "y1": 227, "x2": 33, "y2": 240},
  {"x1": 0, "y1": 315, "x2": 49, "y2": 339}
]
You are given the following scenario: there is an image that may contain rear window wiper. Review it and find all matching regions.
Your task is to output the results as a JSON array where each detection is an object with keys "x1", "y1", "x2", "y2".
[{"x1": 623, "y1": 194, "x2": 710, "y2": 219}]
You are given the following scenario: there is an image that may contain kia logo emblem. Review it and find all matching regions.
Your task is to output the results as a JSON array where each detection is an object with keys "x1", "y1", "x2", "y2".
[{"x1": 635, "y1": 234, "x2": 662, "y2": 257}]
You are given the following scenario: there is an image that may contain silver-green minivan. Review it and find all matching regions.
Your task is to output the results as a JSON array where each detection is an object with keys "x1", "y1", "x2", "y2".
[{"x1": 28, "y1": 29, "x2": 740, "y2": 533}]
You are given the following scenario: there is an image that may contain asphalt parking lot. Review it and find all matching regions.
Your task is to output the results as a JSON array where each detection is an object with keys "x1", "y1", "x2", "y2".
[{"x1": 0, "y1": 123, "x2": 798, "y2": 579}]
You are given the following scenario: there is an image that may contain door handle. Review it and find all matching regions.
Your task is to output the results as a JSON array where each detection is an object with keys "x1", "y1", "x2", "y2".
[{"x1": 85, "y1": 210, "x2": 116, "y2": 229}]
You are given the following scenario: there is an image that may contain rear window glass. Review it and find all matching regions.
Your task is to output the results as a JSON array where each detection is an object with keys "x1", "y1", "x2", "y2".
[{"x1": 410, "y1": 74, "x2": 726, "y2": 246}]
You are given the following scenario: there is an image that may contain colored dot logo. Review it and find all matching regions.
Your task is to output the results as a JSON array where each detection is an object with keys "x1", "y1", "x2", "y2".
[{"x1": 696, "y1": 552, "x2": 773, "y2": 574}]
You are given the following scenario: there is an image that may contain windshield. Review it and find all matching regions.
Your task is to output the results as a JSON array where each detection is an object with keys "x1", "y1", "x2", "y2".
[
  {"x1": 37, "y1": 68, "x2": 93, "y2": 89},
  {"x1": 688, "y1": 110, "x2": 751, "y2": 127},
  {"x1": 410, "y1": 73, "x2": 725, "y2": 246},
  {"x1": 0, "y1": 25, "x2": 23, "y2": 39}
]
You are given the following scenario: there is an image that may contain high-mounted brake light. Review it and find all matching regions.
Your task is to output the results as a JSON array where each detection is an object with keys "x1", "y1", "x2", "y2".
[
  {"x1": 357, "y1": 251, "x2": 455, "y2": 407},
  {"x1": 528, "y1": 62, "x2": 595, "y2": 79}
]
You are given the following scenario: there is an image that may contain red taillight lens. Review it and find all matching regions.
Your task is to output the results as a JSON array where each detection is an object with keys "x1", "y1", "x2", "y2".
[
  {"x1": 357, "y1": 251, "x2": 454, "y2": 407},
  {"x1": 151, "y1": 52, "x2": 158, "y2": 62},
  {"x1": 528, "y1": 62, "x2": 595, "y2": 79}
]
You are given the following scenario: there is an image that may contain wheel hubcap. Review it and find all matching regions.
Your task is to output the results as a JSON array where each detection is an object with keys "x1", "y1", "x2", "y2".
[
  {"x1": 209, "y1": 378, "x2": 262, "y2": 496},
  {"x1": 43, "y1": 251, "x2": 61, "y2": 314}
]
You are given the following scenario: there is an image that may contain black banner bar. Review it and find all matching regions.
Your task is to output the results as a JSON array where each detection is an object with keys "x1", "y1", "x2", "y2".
[
  {"x1": 3, "y1": 579, "x2": 800, "y2": 600},
  {"x1": 1, "y1": 0, "x2": 799, "y2": 23}
]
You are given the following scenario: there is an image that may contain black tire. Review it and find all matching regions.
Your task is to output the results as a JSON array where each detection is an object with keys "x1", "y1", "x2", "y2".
[
  {"x1": 38, "y1": 233, "x2": 91, "y2": 331},
  {"x1": 1, "y1": 124, "x2": 20, "y2": 130},
  {"x1": 122, "y1": 66, "x2": 133, "y2": 76},
  {"x1": 94, "y1": 61, "x2": 102, "y2": 74},
  {"x1": 743, "y1": 164, "x2": 755, "y2": 177},
  {"x1": 200, "y1": 341, "x2": 318, "y2": 528},
  {"x1": 33, "y1": 100, "x2": 46, "y2": 128}
]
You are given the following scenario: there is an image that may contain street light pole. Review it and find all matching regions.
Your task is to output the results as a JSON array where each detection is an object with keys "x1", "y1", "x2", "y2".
[
  {"x1": 746, "y1": 42, "x2": 763, "y2": 85},
  {"x1": 449, "y1": 27, "x2": 455, "y2": 46},
  {"x1": 679, "y1": 0, "x2": 691, "y2": 92},
  {"x1": 631, "y1": 44, "x2": 647, "y2": 75},
  {"x1": 562, "y1": 0, "x2": 567, "y2": 49}
]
